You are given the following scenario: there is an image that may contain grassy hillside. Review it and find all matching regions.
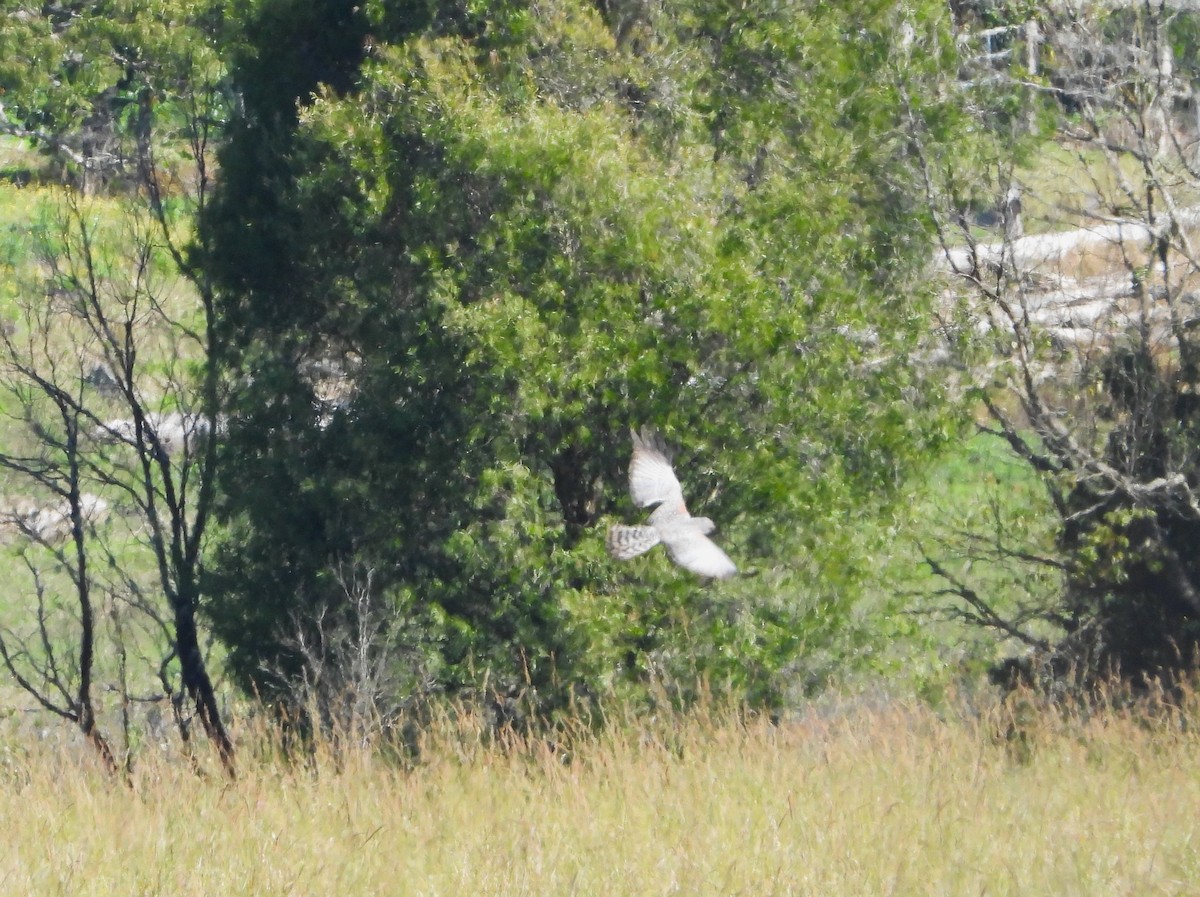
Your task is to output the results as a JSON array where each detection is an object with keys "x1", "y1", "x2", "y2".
[{"x1": 0, "y1": 699, "x2": 1195, "y2": 895}]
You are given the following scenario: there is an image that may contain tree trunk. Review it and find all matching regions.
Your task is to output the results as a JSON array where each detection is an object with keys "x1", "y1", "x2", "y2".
[{"x1": 173, "y1": 585, "x2": 235, "y2": 777}]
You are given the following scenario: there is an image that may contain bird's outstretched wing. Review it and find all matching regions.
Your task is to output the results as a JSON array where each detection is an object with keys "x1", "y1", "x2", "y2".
[
  {"x1": 662, "y1": 529, "x2": 738, "y2": 579},
  {"x1": 627, "y1": 427, "x2": 686, "y2": 514}
]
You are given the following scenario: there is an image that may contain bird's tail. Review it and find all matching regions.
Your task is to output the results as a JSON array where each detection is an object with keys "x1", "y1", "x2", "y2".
[{"x1": 606, "y1": 525, "x2": 661, "y2": 560}]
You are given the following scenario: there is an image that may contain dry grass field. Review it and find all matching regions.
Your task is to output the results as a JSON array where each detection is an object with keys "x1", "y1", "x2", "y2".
[{"x1": 0, "y1": 697, "x2": 1195, "y2": 896}]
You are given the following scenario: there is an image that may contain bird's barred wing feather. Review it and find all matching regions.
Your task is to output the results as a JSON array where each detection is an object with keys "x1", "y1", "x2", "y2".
[{"x1": 606, "y1": 524, "x2": 661, "y2": 560}]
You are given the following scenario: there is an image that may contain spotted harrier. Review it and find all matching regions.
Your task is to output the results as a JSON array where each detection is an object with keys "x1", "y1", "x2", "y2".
[{"x1": 606, "y1": 428, "x2": 736, "y2": 579}]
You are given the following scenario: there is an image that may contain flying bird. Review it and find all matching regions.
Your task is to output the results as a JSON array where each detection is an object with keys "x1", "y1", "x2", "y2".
[{"x1": 607, "y1": 428, "x2": 737, "y2": 579}]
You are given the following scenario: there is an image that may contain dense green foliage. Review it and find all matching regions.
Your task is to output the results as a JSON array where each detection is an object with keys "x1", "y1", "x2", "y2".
[
  {"x1": 200, "y1": 0, "x2": 971, "y2": 720},
  {"x1": 0, "y1": 0, "x2": 229, "y2": 187}
]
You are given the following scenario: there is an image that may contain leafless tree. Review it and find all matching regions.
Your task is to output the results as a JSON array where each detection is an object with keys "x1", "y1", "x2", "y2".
[
  {"x1": 918, "y1": 1, "x2": 1200, "y2": 686},
  {"x1": 0, "y1": 63, "x2": 234, "y2": 773},
  {"x1": 277, "y1": 562, "x2": 435, "y2": 750}
]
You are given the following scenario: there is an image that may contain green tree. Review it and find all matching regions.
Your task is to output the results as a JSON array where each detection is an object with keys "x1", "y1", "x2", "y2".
[
  {"x1": 202, "y1": 0, "x2": 970, "y2": 724},
  {"x1": 0, "y1": 0, "x2": 230, "y2": 191}
]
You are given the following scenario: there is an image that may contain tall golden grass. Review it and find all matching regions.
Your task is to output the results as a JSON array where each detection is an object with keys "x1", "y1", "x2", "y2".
[{"x1": 0, "y1": 694, "x2": 1196, "y2": 896}]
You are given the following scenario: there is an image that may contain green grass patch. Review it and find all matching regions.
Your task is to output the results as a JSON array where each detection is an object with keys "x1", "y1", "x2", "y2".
[
  {"x1": 1015, "y1": 137, "x2": 1200, "y2": 235},
  {"x1": 866, "y1": 428, "x2": 1064, "y2": 693}
]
